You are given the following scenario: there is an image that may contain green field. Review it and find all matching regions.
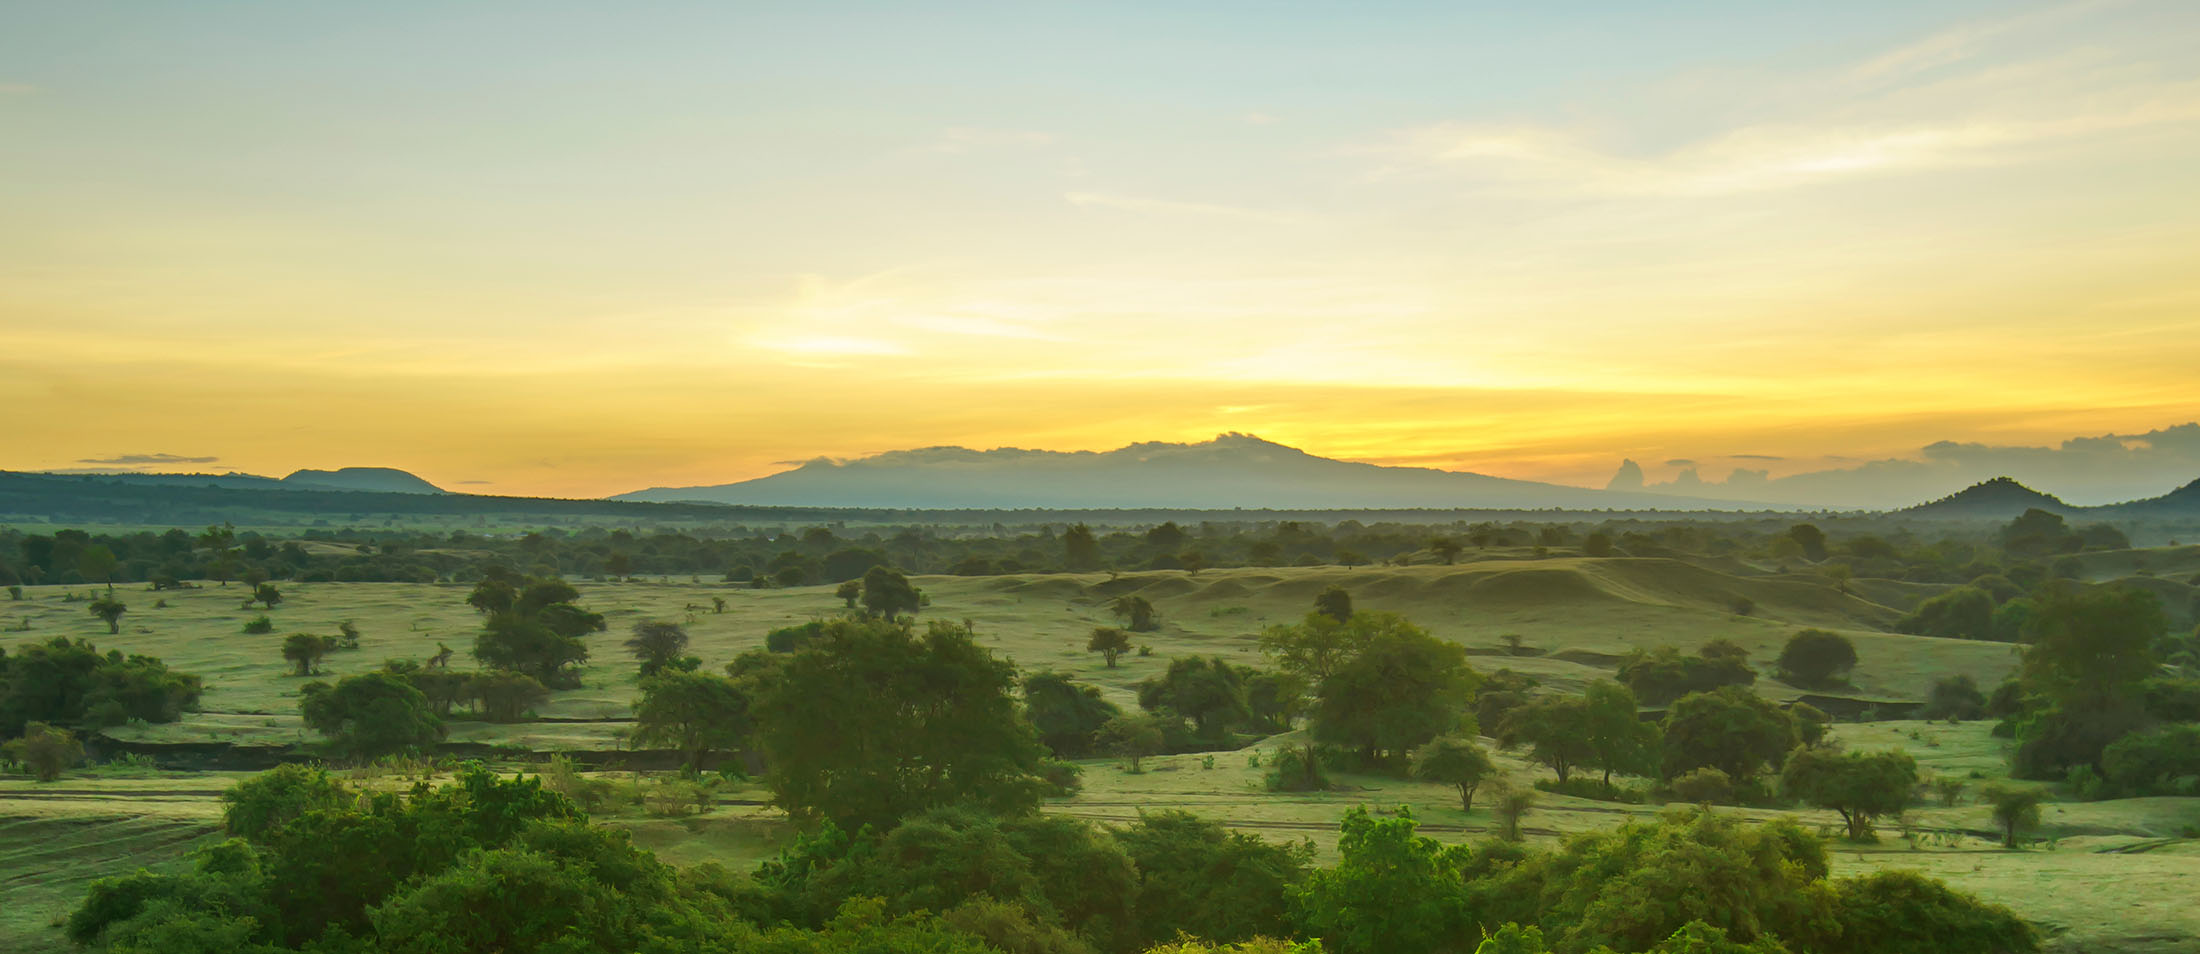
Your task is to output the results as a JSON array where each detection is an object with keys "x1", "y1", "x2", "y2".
[{"x1": 3, "y1": 559, "x2": 2193, "y2": 953}]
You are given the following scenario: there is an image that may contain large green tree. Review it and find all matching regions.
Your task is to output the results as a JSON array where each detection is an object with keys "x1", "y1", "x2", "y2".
[
  {"x1": 1138, "y1": 655, "x2": 1251, "y2": 740},
  {"x1": 632, "y1": 670, "x2": 751, "y2": 774},
  {"x1": 299, "y1": 671, "x2": 443, "y2": 758},
  {"x1": 1310, "y1": 614, "x2": 1478, "y2": 770},
  {"x1": 1022, "y1": 671, "x2": 1120, "y2": 758},
  {"x1": 1780, "y1": 747, "x2": 1918, "y2": 840},
  {"x1": 748, "y1": 617, "x2": 1048, "y2": 829},
  {"x1": 1660, "y1": 687, "x2": 1797, "y2": 782}
]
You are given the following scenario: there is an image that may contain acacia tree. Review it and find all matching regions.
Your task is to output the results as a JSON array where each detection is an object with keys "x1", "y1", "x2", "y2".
[
  {"x1": 746, "y1": 617, "x2": 1047, "y2": 829},
  {"x1": 1087, "y1": 627, "x2": 1132, "y2": 668},
  {"x1": 1411, "y1": 736, "x2": 1497, "y2": 811},
  {"x1": 250, "y1": 583, "x2": 283, "y2": 610},
  {"x1": 1500, "y1": 694, "x2": 1593, "y2": 783},
  {"x1": 1982, "y1": 783, "x2": 2044, "y2": 848},
  {"x1": 1097, "y1": 713, "x2": 1167, "y2": 772},
  {"x1": 633, "y1": 670, "x2": 751, "y2": 774},
  {"x1": 1780, "y1": 746, "x2": 1917, "y2": 840},
  {"x1": 282, "y1": 633, "x2": 334, "y2": 676},
  {"x1": 624, "y1": 621, "x2": 690, "y2": 676},
  {"x1": 87, "y1": 595, "x2": 126, "y2": 634},
  {"x1": 1313, "y1": 586, "x2": 1354, "y2": 623}
]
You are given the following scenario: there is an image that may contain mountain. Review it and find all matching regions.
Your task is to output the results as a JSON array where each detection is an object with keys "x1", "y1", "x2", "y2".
[
  {"x1": 281, "y1": 467, "x2": 444, "y2": 494},
  {"x1": 2100, "y1": 477, "x2": 2200, "y2": 515},
  {"x1": 24, "y1": 467, "x2": 444, "y2": 495},
  {"x1": 1901, "y1": 477, "x2": 2072, "y2": 518},
  {"x1": 614, "y1": 434, "x2": 1761, "y2": 510}
]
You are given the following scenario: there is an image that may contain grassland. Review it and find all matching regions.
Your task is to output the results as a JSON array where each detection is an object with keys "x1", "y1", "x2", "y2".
[{"x1": 3, "y1": 555, "x2": 2191, "y2": 953}]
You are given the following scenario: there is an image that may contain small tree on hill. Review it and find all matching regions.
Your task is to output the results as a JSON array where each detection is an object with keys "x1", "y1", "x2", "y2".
[
  {"x1": 1776, "y1": 629, "x2": 1857, "y2": 687},
  {"x1": 1411, "y1": 736, "x2": 1496, "y2": 811},
  {"x1": 87, "y1": 595, "x2": 126, "y2": 634},
  {"x1": 3, "y1": 722, "x2": 84, "y2": 781},
  {"x1": 1780, "y1": 746, "x2": 1917, "y2": 840},
  {"x1": 1088, "y1": 627, "x2": 1132, "y2": 668},
  {"x1": 282, "y1": 633, "x2": 335, "y2": 676}
]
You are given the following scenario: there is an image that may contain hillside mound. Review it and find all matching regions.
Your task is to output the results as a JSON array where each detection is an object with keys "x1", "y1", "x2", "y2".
[{"x1": 1904, "y1": 476, "x2": 2070, "y2": 517}]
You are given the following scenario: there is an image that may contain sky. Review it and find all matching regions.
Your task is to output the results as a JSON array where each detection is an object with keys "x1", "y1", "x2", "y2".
[{"x1": 5, "y1": 0, "x2": 2200, "y2": 498}]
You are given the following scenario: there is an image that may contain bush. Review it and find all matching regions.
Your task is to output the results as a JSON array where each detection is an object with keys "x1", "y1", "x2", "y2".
[
  {"x1": 242, "y1": 615, "x2": 274, "y2": 635},
  {"x1": 1264, "y1": 744, "x2": 1330, "y2": 792},
  {"x1": 1921, "y1": 675, "x2": 1988, "y2": 722},
  {"x1": 1533, "y1": 777, "x2": 1647, "y2": 804},
  {"x1": 1775, "y1": 629, "x2": 1855, "y2": 686},
  {"x1": 2101, "y1": 724, "x2": 2200, "y2": 797},
  {"x1": 3, "y1": 722, "x2": 84, "y2": 780},
  {"x1": 1827, "y1": 869, "x2": 2037, "y2": 954},
  {"x1": 1669, "y1": 767, "x2": 1735, "y2": 805}
]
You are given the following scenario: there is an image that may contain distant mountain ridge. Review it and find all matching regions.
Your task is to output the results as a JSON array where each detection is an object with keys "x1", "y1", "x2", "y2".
[
  {"x1": 31, "y1": 466, "x2": 446, "y2": 495},
  {"x1": 614, "y1": 433, "x2": 1761, "y2": 510},
  {"x1": 1902, "y1": 477, "x2": 2073, "y2": 517}
]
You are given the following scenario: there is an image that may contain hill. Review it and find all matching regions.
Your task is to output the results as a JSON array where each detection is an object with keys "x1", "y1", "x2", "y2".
[
  {"x1": 279, "y1": 467, "x2": 444, "y2": 494},
  {"x1": 2102, "y1": 476, "x2": 2200, "y2": 515},
  {"x1": 614, "y1": 433, "x2": 1759, "y2": 510},
  {"x1": 1902, "y1": 477, "x2": 2073, "y2": 517}
]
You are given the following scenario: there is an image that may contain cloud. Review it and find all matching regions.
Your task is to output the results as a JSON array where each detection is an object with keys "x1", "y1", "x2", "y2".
[
  {"x1": 1665, "y1": 458, "x2": 1696, "y2": 467},
  {"x1": 456, "y1": 479, "x2": 493, "y2": 485},
  {"x1": 1360, "y1": 2, "x2": 2200, "y2": 197},
  {"x1": 1063, "y1": 191, "x2": 1301, "y2": 224},
  {"x1": 751, "y1": 334, "x2": 909, "y2": 357},
  {"x1": 1729, "y1": 454, "x2": 1786, "y2": 461},
  {"x1": 76, "y1": 453, "x2": 220, "y2": 466}
]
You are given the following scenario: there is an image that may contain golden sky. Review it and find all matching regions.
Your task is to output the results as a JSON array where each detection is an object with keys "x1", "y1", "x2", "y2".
[{"x1": 5, "y1": 1, "x2": 2200, "y2": 498}]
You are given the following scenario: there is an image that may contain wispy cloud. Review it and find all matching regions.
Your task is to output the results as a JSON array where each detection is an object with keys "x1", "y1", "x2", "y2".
[
  {"x1": 1064, "y1": 191, "x2": 1301, "y2": 224},
  {"x1": 751, "y1": 334, "x2": 909, "y2": 357},
  {"x1": 1362, "y1": 1, "x2": 2200, "y2": 197},
  {"x1": 76, "y1": 453, "x2": 219, "y2": 466}
]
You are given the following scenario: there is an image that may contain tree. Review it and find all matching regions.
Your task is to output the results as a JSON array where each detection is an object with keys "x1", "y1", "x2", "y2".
[
  {"x1": 2021, "y1": 585, "x2": 2162, "y2": 708},
  {"x1": 605, "y1": 552, "x2": 634, "y2": 579},
  {"x1": 1311, "y1": 614, "x2": 1478, "y2": 769},
  {"x1": 624, "y1": 620, "x2": 690, "y2": 676},
  {"x1": 1492, "y1": 784, "x2": 1536, "y2": 841},
  {"x1": 218, "y1": 763, "x2": 351, "y2": 840},
  {"x1": 1097, "y1": 713, "x2": 1167, "y2": 772},
  {"x1": 0, "y1": 637, "x2": 202, "y2": 736},
  {"x1": 1787, "y1": 523, "x2": 1828, "y2": 562},
  {"x1": 1314, "y1": 586, "x2": 1354, "y2": 623},
  {"x1": 1776, "y1": 629, "x2": 1857, "y2": 687},
  {"x1": 1829, "y1": 870, "x2": 2038, "y2": 954},
  {"x1": 1499, "y1": 695, "x2": 1593, "y2": 783},
  {"x1": 474, "y1": 613, "x2": 589, "y2": 687},
  {"x1": 1582, "y1": 532, "x2": 1614, "y2": 557},
  {"x1": 859, "y1": 565, "x2": 922, "y2": 618},
  {"x1": 1292, "y1": 806, "x2": 1471, "y2": 954},
  {"x1": 1244, "y1": 669, "x2": 1308, "y2": 732},
  {"x1": 1429, "y1": 537, "x2": 1463, "y2": 565},
  {"x1": 1111, "y1": 594, "x2": 1158, "y2": 632},
  {"x1": 1114, "y1": 810, "x2": 1311, "y2": 948},
  {"x1": 1617, "y1": 643, "x2": 1756, "y2": 706},
  {"x1": 1580, "y1": 680, "x2": 1660, "y2": 785},
  {"x1": 1086, "y1": 626, "x2": 1132, "y2": 668},
  {"x1": 298, "y1": 671, "x2": 443, "y2": 758},
  {"x1": 1138, "y1": 655, "x2": 1250, "y2": 739},
  {"x1": 3, "y1": 722, "x2": 83, "y2": 780},
  {"x1": 1981, "y1": 783, "x2": 2043, "y2": 848},
  {"x1": 747, "y1": 617, "x2": 1047, "y2": 829},
  {"x1": 1411, "y1": 736, "x2": 1497, "y2": 811},
  {"x1": 633, "y1": 670, "x2": 752, "y2": 774},
  {"x1": 471, "y1": 671, "x2": 548, "y2": 722},
  {"x1": 1063, "y1": 523, "x2": 1100, "y2": 570},
  {"x1": 1921, "y1": 675, "x2": 1988, "y2": 721},
  {"x1": 249, "y1": 583, "x2": 283, "y2": 610},
  {"x1": 1897, "y1": 587, "x2": 1996, "y2": 641},
  {"x1": 1021, "y1": 672, "x2": 1120, "y2": 758},
  {"x1": 835, "y1": 580, "x2": 861, "y2": 608},
  {"x1": 77, "y1": 545, "x2": 119, "y2": 589},
  {"x1": 1780, "y1": 747, "x2": 1918, "y2": 840},
  {"x1": 87, "y1": 595, "x2": 126, "y2": 634},
  {"x1": 281, "y1": 633, "x2": 334, "y2": 676},
  {"x1": 1661, "y1": 687, "x2": 1797, "y2": 782}
]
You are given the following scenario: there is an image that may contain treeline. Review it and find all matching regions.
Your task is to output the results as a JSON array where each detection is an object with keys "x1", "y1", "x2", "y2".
[{"x1": 0, "y1": 506, "x2": 2145, "y2": 591}]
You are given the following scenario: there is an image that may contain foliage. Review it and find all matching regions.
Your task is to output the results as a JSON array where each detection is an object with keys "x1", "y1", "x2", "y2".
[
  {"x1": 860, "y1": 565, "x2": 925, "y2": 618},
  {"x1": 1411, "y1": 736, "x2": 1497, "y2": 811},
  {"x1": 1088, "y1": 627, "x2": 1133, "y2": 668},
  {"x1": 748, "y1": 616, "x2": 1047, "y2": 829},
  {"x1": 219, "y1": 763, "x2": 352, "y2": 840},
  {"x1": 3, "y1": 721, "x2": 84, "y2": 780},
  {"x1": 1617, "y1": 644, "x2": 1756, "y2": 706},
  {"x1": 1023, "y1": 671, "x2": 1121, "y2": 758},
  {"x1": 1292, "y1": 806, "x2": 1471, "y2": 954},
  {"x1": 1660, "y1": 687, "x2": 1797, "y2": 782},
  {"x1": 0, "y1": 636, "x2": 201, "y2": 736},
  {"x1": 1921, "y1": 675, "x2": 1987, "y2": 721},
  {"x1": 1669, "y1": 767, "x2": 1736, "y2": 805},
  {"x1": 1113, "y1": 595, "x2": 1159, "y2": 632},
  {"x1": 1981, "y1": 783, "x2": 2043, "y2": 848},
  {"x1": 471, "y1": 670, "x2": 549, "y2": 722},
  {"x1": 1138, "y1": 656, "x2": 1251, "y2": 740},
  {"x1": 2100, "y1": 724, "x2": 2200, "y2": 796},
  {"x1": 1306, "y1": 612, "x2": 1478, "y2": 770},
  {"x1": 634, "y1": 670, "x2": 752, "y2": 774},
  {"x1": 280, "y1": 633, "x2": 334, "y2": 676},
  {"x1": 1896, "y1": 587, "x2": 1996, "y2": 641},
  {"x1": 87, "y1": 594, "x2": 127, "y2": 634},
  {"x1": 1114, "y1": 810, "x2": 1312, "y2": 948},
  {"x1": 624, "y1": 620, "x2": 691, "y2": 676},
  {"x1": 1774, "y1": 630, "x2": 1855, "y2": 687},
  {"x1": 1779, "y1": 747, "x2": 1917, "y2": 840},
  {"x1": 1313, "y1": 586, "x2": 1353, "y2": 623},
  {"x1": 1824, "y1": 870, "x2": 2036, "y2": 954},
  {"x1": 1265, "y1": 743, "x2": 1330, "y2": 792},
  {"x1": 1097, "y1": 714, "x2": 1168, "y2": 772},
  {"x1": 298, "y1": 671, "x2": 444, "y2": 758}
]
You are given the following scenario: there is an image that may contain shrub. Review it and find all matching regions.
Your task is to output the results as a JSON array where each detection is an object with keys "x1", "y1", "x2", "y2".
[
  {"x1": 242, "y1": 615, "x2": 274, "y2": 635},
  {"x1": 1669, "y1": 767, "x2": 1735, "y2": 805},
  {"x1": 2101, "y1": 724, "x2": 2200, "y2": 797},
  {"x1": 1776, "y1": 629, "x2": 1856, "y2": 687},
  {"x1": 1265, "y1": 743, "x2": 1330, "y2": 792},
  {"x1": 3, "y1": 722, "x2": 84, "y2": 780}
]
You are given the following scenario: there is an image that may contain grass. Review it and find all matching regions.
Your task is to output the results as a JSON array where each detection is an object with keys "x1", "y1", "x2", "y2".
[{"x1": 0, "y1": 557, "x2": 2189, "y2": 952}]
